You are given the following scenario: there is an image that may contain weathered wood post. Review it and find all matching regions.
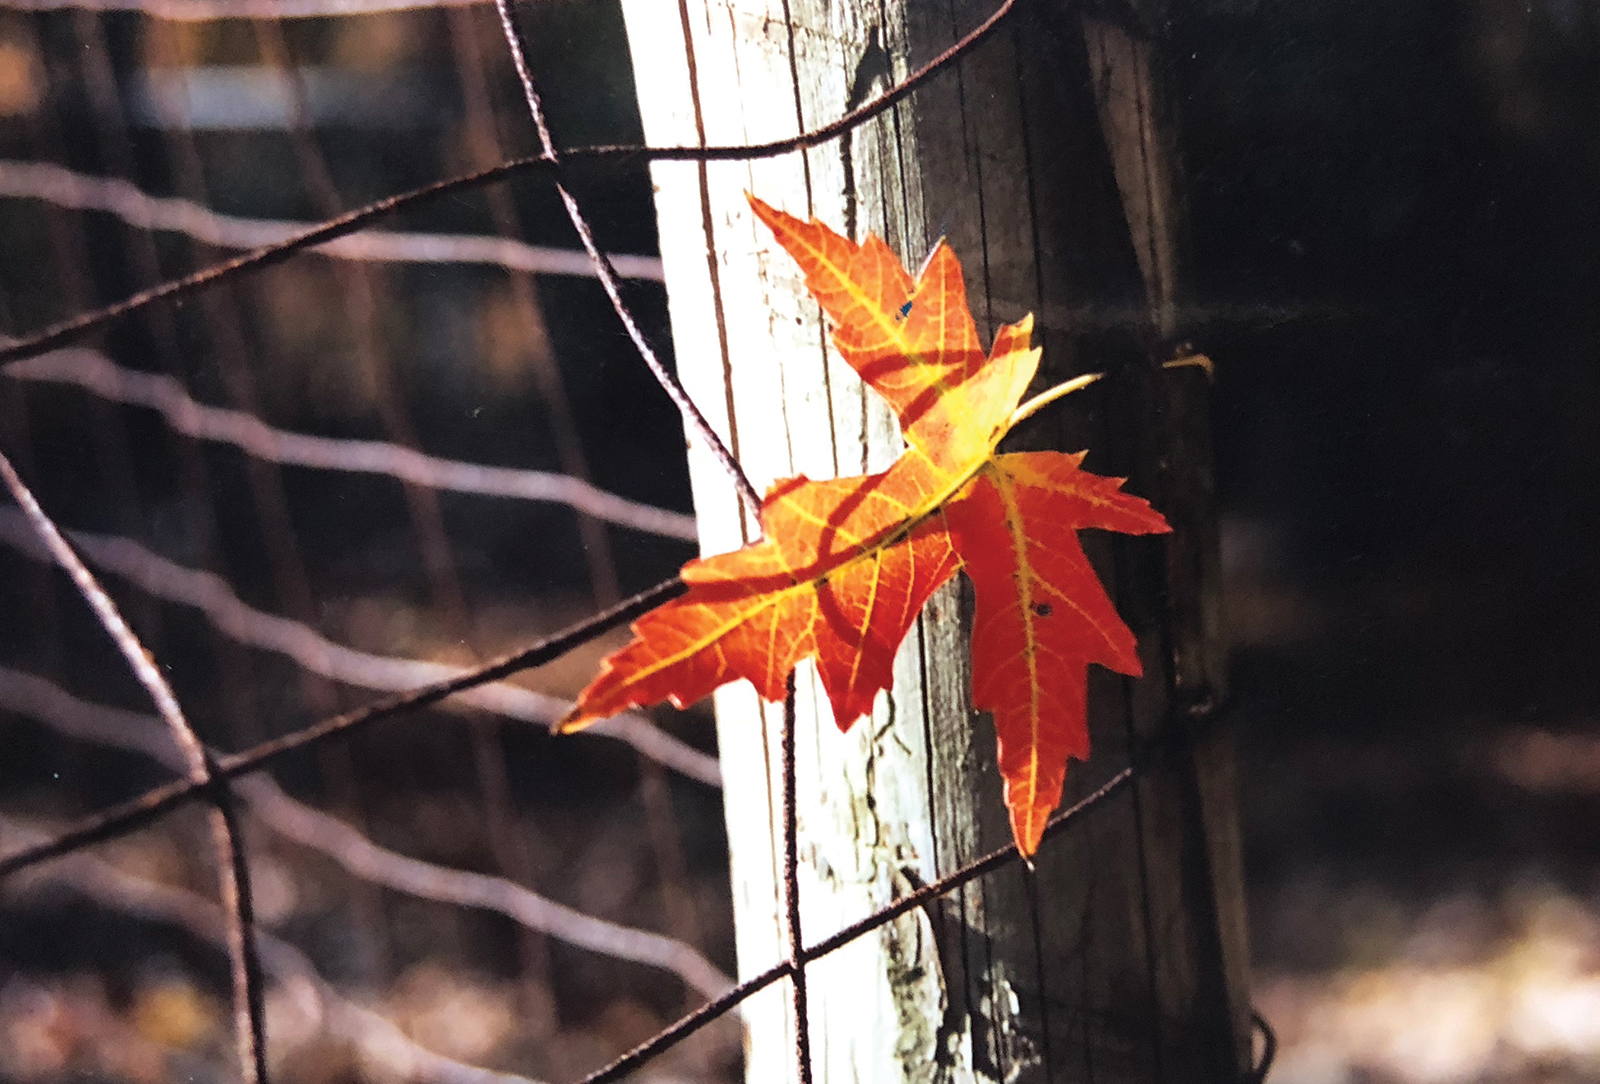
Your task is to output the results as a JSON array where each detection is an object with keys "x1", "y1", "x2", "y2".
[{"x1": 620, "y1": 2, "x2": 1250, "y2": 1081}]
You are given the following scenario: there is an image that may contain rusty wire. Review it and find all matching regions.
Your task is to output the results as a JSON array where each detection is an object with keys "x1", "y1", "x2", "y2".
[
  {"x1": 0, "y1": 450, "x2": 270, "y2": 1084},
  {"x1": 575, "y1": 766, "x2": 1140, "y2": 1084},
  {"x1": 780, "y1": 674, "x2": 813, "y2": 1084},
  {"x1": 0, "y1": 0, "x2": 1021, "y2": 367},
  {"x1": 0, "y1": 574, "x2": 688, "y2": 878},
  {"x1": 489, "y1": 0, "x2": 760, "y2": 514}
]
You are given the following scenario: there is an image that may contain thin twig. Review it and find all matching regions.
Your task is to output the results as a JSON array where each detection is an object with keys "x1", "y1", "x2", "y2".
[
  {"x1": 575, "y1": 767, "x2": 1137, "y2": 1084},
  {"x1": 0, "y1": 575, "x2": 687, "y2": 878},
  {"x1": 0, "y1": 507, "x2": 717, "y2": 784},
  {"x1": 0, "y1": 450, "x2": 269, "y2": 1084},
  {"x1": 0, "y1": 0, "x2": 1021, "y2": 368},
  {"x1": 0, "y1": 159, "x2": 664, "y2": 280},
  {"x1": 4, "y1": 348, "x2": 696, "y2": 539}
]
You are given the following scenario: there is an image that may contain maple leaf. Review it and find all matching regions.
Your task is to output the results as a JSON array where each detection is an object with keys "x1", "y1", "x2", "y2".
[{"x1": 561, "y1": 195, "x2": 1171, "y2": 856}]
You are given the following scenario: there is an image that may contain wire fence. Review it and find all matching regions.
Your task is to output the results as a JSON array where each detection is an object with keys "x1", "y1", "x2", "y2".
[
  {"x1": 0, "y1": 0, "x2": 1275, "y2": 1080},
  {"x1": 0, "y1": 353, "x2": 693, "y2": 537},
  {"x1": 0, "y1": 160, "x2": 666, "y2": 282}
]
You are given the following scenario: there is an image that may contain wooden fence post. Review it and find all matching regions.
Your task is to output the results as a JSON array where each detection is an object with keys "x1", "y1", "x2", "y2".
[{"x1": 619, "y1": 2, "x2": 1251, "y2": 1081}]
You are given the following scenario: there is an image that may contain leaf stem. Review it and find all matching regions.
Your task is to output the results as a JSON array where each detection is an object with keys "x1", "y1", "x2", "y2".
[
  {"x1": 1004, "y1": 352, "x2": 1214, "y2": 435},
  {"x1": 1006, "y1": 372, "x2": 1103, "y2": 431}
]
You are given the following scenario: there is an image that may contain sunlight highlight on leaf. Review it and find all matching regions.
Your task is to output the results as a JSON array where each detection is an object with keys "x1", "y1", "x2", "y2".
[{"x1": 562, "y1": 196, "x2": 1171, "y2": 855}]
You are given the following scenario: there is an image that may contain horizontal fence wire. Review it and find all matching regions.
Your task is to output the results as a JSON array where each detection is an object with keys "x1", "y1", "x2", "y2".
[
  {"x1": 0, "y1": 665, "x2": 736, "y2": 999},
  {"x1": 0, "y1": 3, "x2": 1285, "y2": 1083},
  {"x1": 0, "y1": 506, "x2": 721, "y2": 785},
  {"x1": 3, "y1": 349, "x2": 697, "y2": 539},
  {"x1": 0, "y1": 159, "x2": 665, "y2": 282},
  {"x1": 0, "y1": 0, "x2": 1021, "y2": 367},
  {"x1": 0, "y1": 573, "x2": 688, "y2": 878},
  {"x1": 0, "y1": 450, "x2": 269, "y2": 1084},
  {"x1": 1, "y1": 820, "x2": 550, "y2": 1084},
  {"x1": 575, "y1": 766, "x2": 1141, "y2": 1084}
]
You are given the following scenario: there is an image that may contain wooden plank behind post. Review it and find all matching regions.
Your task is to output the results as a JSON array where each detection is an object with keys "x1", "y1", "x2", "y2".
[
  {"x1": 619, "y1": 2, "x2": 1248, "y2": 1081},
  {"x1": 1079, "y1": 5, "x2": 1252, "y2": 1072}
]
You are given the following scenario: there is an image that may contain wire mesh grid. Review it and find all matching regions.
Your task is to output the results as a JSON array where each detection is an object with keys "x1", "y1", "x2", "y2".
[{"x1": 0, "y1": 0, "x2": 1272, "y2": 1080}]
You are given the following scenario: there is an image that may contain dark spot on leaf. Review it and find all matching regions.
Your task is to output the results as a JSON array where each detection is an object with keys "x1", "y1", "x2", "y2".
[{"x1": 1033, "y1": 603, "x2": 1053, "y2": 617}]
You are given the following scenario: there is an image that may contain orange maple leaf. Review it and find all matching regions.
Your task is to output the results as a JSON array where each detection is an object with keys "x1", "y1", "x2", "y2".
[{"x1": 561, "y1": 195, "x2": 1171, "y2": 856}]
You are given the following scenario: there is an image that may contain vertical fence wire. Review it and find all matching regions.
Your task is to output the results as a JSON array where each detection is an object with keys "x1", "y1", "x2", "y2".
[
  {"x1": 247, "y1": 2, "x2": 550, "y2": 1000},
  {"x1": 0, "y1": 449, "x2": 270, "y2": 1084},
  {"x1": 779, "y1": 674, "x2": 813, "y2": 1084},
  {"x1": 460, "y1": 1, "x2": 714, "y2": 1028},
  {"x1": 488, "y1": 0, "x2": 756, "y2": 516}
]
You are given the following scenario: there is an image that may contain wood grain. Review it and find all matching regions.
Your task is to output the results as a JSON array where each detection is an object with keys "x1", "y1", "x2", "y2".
[{"x1": 620, "y1": 2, "x2": 1250, "y2": 1080}]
